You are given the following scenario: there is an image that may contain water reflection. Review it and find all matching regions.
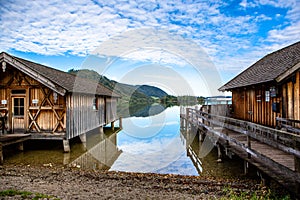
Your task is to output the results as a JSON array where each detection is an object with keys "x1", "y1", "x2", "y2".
[
  {"x1": 69, "y1": 129, "x2": 122, "y2": 170},
  {"x1": 4, "y1": 106, "x2": 246, "y2": 178},
  {"x1": 110, "y1": 106, "x2": 198, "y2": 175}
]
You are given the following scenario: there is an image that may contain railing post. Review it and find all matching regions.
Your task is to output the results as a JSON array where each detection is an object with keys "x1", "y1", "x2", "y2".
[
  {"x1": 186, "y1": 108, "x2": 190, "y2": 133},
  {"x1": 247, "y1": 135, "x2": 251, "y2": 159},
  {"x1": 295, "y1": 140, "x2": 300, "y2": 173}
]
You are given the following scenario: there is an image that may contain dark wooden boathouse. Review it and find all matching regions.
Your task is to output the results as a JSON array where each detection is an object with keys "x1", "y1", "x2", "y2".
[
  {"x1": 181, "y1": 41, "x2": 300, "y2": 197},
  {"x1": 0, "y1": 52, "x2": 120, "y2": 152},
  {"x1": 219, "y1": 41, "x2": 300, "y2": 131}
]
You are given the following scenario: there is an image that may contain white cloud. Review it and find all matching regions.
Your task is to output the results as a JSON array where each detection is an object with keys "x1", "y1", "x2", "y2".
[{"x1": 0, "y1": 0, "x2": 299, "y2": 87}]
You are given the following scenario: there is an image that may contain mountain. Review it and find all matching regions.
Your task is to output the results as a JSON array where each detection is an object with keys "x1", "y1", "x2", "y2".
[
  {"x1": 67, "y1": 69, "x2": 168, "y2": 106},
  {"x1": 135, "y1": 85, "x2": 167, "y2": 98}
]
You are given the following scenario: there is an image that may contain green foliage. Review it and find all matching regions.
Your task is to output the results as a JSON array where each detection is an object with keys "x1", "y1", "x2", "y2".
[
  {"x1": 0, "y1": 190, "x2": 60, "y2": 199},
  {"x1": 221, "y1": 186, "x2": 291, "y2": 200}
]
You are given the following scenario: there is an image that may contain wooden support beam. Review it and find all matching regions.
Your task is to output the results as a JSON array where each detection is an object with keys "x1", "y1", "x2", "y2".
[
  {"x1": 119, "y1": 117, "x2": 123, "y2": 129},
  {"x1": 216, "y1": 143, "x2": 222, "y2": 163},
  {"x1": 99, "y1": 126, "x2": 104, "y2": 134},
  {"x1": 63, "y1": 139, "x2": 70, "y2": 153},
  {"x1": 111, "y1": 121, "x2": 114, "y2": 131},
  {"x1": 17, "y1": 142, "x2": 24, "y2": 151},
  {"x1": 244, "y1": 160, "x2": 249, "y2": 175},
  {"x1": 247, "y1": 135, "x2": 251, "y2": 158},
  {"x1": 79, "y1": 133, "x2": 86, "y2": 143},
  {"x1": 295, "y1": 140, "x2": 300, "y2": 173}
]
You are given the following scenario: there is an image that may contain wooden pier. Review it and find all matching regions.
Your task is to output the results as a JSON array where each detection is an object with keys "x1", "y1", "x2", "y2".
[
  {"x1": 0, "y1": 134, "x2": 31, "y2": 164},
  {"x1": 181, "y1": 108, "x2": 300, "y2": 198}
]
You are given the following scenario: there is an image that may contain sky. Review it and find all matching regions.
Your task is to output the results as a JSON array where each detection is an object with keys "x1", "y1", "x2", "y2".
[{"x1": 0, "y1": 0, "x2": 300, "y2": 96}]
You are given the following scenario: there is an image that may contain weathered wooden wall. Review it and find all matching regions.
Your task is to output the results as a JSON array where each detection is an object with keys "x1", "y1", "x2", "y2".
[
  {"x1": 0, "y1": 66, "x2": 66, "y2": 133},
  {"x1": 66, "y1": 95, "x2": 118, "y2": 139},
  {"x1": 231, "y1": 71, "x2": 300, "y2": 128},
  {"x1": 281, "y1": 71, "x2": 300, "y2": 124},
  {"x1": 105, "y1": 97, "x2": 117, "y2": 124}
]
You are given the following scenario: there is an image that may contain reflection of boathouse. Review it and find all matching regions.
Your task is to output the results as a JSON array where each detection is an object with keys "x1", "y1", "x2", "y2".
[
  {"x1": 69, "y1": 130, "x2": 122, "y2": 170},
  {"x1": 0, "y1": 52, "x2": 120, "y2": 152}
]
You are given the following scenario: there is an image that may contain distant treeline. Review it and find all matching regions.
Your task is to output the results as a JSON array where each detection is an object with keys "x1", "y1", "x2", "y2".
[{"x1": 68, "y1": 69, "x2": 205, "y2": 117}]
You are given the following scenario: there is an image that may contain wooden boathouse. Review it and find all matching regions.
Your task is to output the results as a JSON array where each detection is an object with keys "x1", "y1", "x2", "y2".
[
  {"x1": 219, "y1": 41, "x2": 300, "y2": 130},
  {"x1": 0, "y1": 52, "x2": 120, "y2": 153},
  {"x1": 181, "y1": 41, "x2": 300, "y2": 197}
]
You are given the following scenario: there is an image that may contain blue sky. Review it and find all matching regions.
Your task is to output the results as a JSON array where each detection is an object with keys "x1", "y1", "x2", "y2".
[{"x1": 1, "y1": 0, "x2": 299, "y2": 96}]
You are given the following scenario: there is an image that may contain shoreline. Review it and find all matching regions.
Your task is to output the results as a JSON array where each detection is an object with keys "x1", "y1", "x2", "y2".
[{"x1": 0, "y1": 164, "x2": 282, "y2": 199}]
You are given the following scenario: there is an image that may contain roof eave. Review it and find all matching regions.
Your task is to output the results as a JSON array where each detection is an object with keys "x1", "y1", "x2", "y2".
[
  {"x1": 0, "y1": 53, "x2": 66, "y2": 96},
  {"x1": 276, "y1": 62, "x2": 300, "y2": 83}
]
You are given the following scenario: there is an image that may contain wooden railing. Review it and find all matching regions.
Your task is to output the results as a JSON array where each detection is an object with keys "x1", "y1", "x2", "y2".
[
  {"x1": 185, "y1": 108, "x2": 300, "y2": 159},
  {"x1": 276, "y1": 117, "x2": 300, "y2": 134}
]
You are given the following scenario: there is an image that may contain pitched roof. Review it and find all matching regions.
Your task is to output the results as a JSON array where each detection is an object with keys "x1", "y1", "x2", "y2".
[
  {"x1": 219, "y1": 41, "x2": 300, "y2": 91},
  {"x1": 0, "y1": 52, "x2": 120, "y2": 97}
]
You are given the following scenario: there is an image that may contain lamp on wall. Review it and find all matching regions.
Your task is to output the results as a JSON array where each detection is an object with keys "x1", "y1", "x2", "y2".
[
  {"x1": 53, "y1": 92, "x2": 58, "y2": 103},
  {"x1": 2, "y1": 61, "x2": 6, "y2": 72}
]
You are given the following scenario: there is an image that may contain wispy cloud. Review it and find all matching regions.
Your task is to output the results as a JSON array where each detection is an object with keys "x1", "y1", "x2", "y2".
[{"x1": 0, "y1": 0, "x2": 299, "y2": 83}]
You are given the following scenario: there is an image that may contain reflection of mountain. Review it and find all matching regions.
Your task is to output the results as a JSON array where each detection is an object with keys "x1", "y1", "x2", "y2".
[
  {"x1": 69, "y1": 130, "x2": 122, "y2": 170},
  {"x1": 129, "y1": 103, "x2": 166, "y2": 117}
]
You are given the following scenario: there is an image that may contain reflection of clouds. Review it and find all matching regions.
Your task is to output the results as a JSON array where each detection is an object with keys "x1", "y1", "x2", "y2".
[
  {"x1": 122, "y1": 106, "x2": 179, "y2": 139},
  {"x1": 110, "y1": 136, "x2": 194, "y2": 174},
  {"x1": 155, "y1": 154, "x2": 198, "y2": 176},
  {"x1": 110, "y1": 106, "x2": 199, "y2": 175}
]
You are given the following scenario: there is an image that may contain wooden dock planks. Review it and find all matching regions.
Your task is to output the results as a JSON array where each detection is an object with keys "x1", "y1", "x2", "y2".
[
  {"x1": 182, "y1": 108, "x2": 300, "y2": 197},
  {"x1": 0, "y1": 134, "x2": 31, "y2": 164}
]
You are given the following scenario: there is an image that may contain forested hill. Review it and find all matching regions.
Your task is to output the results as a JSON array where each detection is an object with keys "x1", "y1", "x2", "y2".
[
  {"x1": 135, "y1": 85, "x2": 167, "y2": 98},
  {"x1": 67, "y1": 69, "x2": 168, "y2": 101}
]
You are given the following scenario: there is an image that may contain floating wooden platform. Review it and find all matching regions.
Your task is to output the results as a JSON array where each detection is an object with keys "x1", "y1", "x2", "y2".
[
  {"x1": 181, "y1": 108, "x2": 300, "y2": 198},
  {"x1": 0, "y1": 133, "x2": 31, "y2": 164}
]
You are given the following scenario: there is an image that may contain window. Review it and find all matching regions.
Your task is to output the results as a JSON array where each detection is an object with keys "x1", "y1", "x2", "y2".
[
  {"x1": 14, "y1": 98, "x2": 25, "y2": 116},
  {"x1": 93, "y1": 97, "x2": 98, "y2": 110}
]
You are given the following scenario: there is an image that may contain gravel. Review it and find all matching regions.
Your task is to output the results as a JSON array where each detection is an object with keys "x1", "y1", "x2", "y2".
[{"x1": 0, "y1": 165, "x2": 264, "y2": 199}]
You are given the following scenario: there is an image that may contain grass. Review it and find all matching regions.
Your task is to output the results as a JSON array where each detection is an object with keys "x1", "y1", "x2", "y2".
[
  {"x1": 0, "y1": 189, "x2": 60, "y2": 200},
  {"x1": 221, "y1": 186, "x2": 291, "y2": 200}
]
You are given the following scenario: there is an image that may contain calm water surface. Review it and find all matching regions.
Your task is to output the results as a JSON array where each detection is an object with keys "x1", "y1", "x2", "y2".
[{"x1": 4, "y1": 106, "x2": 247, "y2": 178}]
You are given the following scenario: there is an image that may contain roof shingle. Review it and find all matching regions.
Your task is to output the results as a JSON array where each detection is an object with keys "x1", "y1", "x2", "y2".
[
  {"x1": 1, "y1": 52, "x2": 120, "y2": 97},
  {"x1": 219, "y1": 41, "x2": 300, "y2": 91}
]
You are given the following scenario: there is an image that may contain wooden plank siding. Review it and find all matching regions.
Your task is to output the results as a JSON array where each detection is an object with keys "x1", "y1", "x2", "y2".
[
  {"x1": 231, "y1": 71, "x2": 300, "y2": 128},
  {"x1": 66, "y1": 95, "x2": 118, "y2": 140},
  {"x1": 105, "y1": 97, "x2": 117, "y2": 124},
  {"x1": 231, "y1": 84, "x2": 283, "y2": 128},
  {"x1": 0, "y1": 67, "x2": 67, "y2": 134}
]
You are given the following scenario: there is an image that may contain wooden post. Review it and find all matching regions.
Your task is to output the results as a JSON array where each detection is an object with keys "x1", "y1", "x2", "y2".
[
  {"x1": 199, "y1": 130, "x2": 204, "y2": 142},
  {"x1": 217, "y1": 143, "x2": 222, "y2": 163},
  {"x1": 79, "y1": 133, "x2": 86, "y2": 143},
  {"x1": 17, "y1": 142, "x2": 24, "y2": 151},
  {"x1": 111, "y1": 121, "x2": 115, "y2": 131},
  {"x1": 247, "y1": 135, "x2": 251, "y2": 159},
  {"x1": 0, "y1": 143, "x2": 3, "y2": 165},
  {"x1": 79, "y1": 133, "x2": 87, "y2": 150},
  {"x1": 244, "y1": 160, "x2": 249, "y2": 175},
  {"x1": 119, "y1": 117, "x2": 123, "y2": 129},
  {"x1": 63, "y1": 139, "x2": 70, "y2": 153},
  {"x1": 99, "y1": 126, "x2": 104, "y2": 134},
  {"x1": 295, "y1": 141, "x2": 300, "y2": 173},
  {"x1": 63, "y1": 152, "x2": 70, "y2": 165}
]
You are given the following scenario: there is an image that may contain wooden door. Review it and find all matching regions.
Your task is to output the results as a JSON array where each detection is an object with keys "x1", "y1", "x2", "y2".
[{"x1": 12, "y1": 97, "x2": 25, "y2": 133}]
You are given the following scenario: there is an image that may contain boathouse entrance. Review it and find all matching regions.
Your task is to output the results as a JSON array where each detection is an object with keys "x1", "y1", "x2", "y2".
[{"x1": 10, "y1": 89, "x2": 26, "y2": 133}]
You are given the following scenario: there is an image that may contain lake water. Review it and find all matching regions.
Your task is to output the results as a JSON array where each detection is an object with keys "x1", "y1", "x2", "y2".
[{"x1": 3, "y1": 106, "x2": 248, "y2": 178}]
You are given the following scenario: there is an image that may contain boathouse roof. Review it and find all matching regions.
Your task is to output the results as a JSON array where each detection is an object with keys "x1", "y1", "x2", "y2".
[
  {"x1": 219, "y1": 41, "x2": 300, "y2": 91},
  {"x1": 0, "y1": 52, "x2": 120, "y2": 97}
]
